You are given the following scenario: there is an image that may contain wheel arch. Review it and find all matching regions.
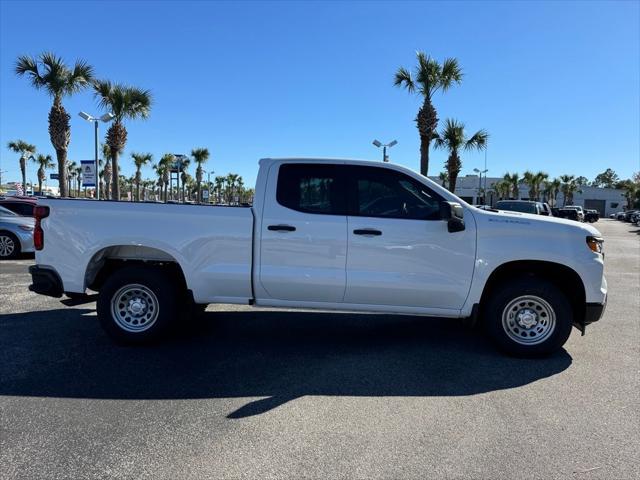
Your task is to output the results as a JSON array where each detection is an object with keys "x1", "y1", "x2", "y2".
[
  {"x1": 84, "y1": 245, "x2": 189, "y2": 294},
  {"x1": 479, "y1": 260, "x2": 586, "y2": 330}
]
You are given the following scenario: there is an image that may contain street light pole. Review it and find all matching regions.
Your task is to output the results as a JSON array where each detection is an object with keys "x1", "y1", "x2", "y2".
[
  {"x1": 372, "y1": 139, "x2": 398, "y2": 162},
  {"x1": 94, "y1": 119, "x2": 99, "y2": 199},
  {"x1": 79, "y1": 112, "x2": 114, "y2": 199}
]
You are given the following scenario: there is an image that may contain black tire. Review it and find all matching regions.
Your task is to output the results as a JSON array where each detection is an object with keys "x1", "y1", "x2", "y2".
[
  {"x1": 97, "y1": 265, "x2": 179, "y2": 344},
  {"x1": 483, "y1": 277, "x2": 573, "y2": 357},
  {"x1": 0, "y1": 231, "x2": 20, "y2": 259}
]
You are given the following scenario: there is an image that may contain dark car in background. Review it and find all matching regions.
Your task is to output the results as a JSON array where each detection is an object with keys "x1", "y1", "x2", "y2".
[
  {"x1": 495, "y1": 200, "x2": 545, "y2": 215},
  {"x1": 0, "y1": 196, "x2": 37, "y2": 217},
  {"x1": 552, "y1": 208, "x2": 580, "y2": 221},
  {"x1": 584, "y1": 209, "x2": 600, "y2": 223}
]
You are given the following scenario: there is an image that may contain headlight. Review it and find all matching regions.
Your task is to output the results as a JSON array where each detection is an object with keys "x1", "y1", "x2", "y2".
[
  {"x1": 586, "y1": 235, "x2": 604, "y2": 254},
  {"x1": 18, "y1": 224, "x2": 34, "y2": 232}
]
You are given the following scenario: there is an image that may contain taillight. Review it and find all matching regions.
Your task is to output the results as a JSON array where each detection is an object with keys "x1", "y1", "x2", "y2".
[{"x1": 33, "y1": 206, "x2": 49, "y2": 251}]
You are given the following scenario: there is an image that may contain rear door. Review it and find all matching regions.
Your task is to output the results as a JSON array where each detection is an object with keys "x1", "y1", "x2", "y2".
[
  {"x1": 344, "y1": 165, "x2": 476, "y2": 310},
  {"x1": 259, "y1": 163, "x2": 348, "y2": 303}
]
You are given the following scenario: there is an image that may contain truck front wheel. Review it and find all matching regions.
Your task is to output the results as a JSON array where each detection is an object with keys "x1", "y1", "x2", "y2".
[
  {"x1": 484, "y1": 278, "x2": 573, "y2": 357},
  {"x1": 97, "y1": 265, "x2": 178, "y2": 344}
]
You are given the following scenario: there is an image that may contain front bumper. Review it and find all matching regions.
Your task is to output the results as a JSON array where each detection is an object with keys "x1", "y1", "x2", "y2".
[
  {"x1": 584, "y1": 298, "x2": 607, "y2": 325},
  {"x1": 28, "y1": 265, "x2": 63, "y2": 298}
]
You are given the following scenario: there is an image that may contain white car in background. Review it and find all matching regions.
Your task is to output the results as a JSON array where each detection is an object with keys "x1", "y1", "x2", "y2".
[{"x1": 0, "y1": 205, "x2": 34, "y2": 259}]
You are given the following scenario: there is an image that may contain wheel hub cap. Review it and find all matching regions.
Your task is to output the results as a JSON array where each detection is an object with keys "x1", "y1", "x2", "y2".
[
  {"x1": 110, "y1": 284, "x2": 159, "y2": 333},
  {"x1": 0, "y1": 236, "x2": 15, "y2": 257},
  {"x1": 501, "y1": 295, "x2": 556, "y2": 346},
  {"x1": 517, "y1": 309, "x2": 538, "y2": 328}
]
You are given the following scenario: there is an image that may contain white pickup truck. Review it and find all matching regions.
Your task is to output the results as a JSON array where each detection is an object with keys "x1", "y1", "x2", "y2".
[{"x1": 29, "y1": 158, "x2": 607, "y2": 356}]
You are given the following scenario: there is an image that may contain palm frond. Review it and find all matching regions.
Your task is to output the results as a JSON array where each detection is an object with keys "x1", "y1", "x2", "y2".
[
  {"x1": 464, "y1": 129, "x2": 488, "y2": 151},
  {"x1": 191, "y1": 147, "x2": 210, "y2": 164},
  {"x1": 7, "y1": 140, "x2": 36, "y2": 154},
  {"x1": 65, "y1": 59, "x2": 94, "y2": 95},
  {"x1": 393, "y1": 66, "x2": 414, "y2": 92},
  {"x1": 15, "y1": 55, "x2": 44, "y2": 89},
  {"x1": 439, "y1": 57, "x2": 463, "y2": 92}
]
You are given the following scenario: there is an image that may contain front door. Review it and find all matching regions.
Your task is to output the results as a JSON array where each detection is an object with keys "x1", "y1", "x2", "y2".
[
  {"x1": 259, "y1": 163, "x2": 348, "y2": 303},
  {"x1": 344, "y1": 166, "x2": 476, "y2": 311}
]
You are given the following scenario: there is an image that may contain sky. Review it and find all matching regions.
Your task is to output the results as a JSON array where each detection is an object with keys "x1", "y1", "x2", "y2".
[{"x1": 0, "y1": 0, "x2": 638, "y2": 188}]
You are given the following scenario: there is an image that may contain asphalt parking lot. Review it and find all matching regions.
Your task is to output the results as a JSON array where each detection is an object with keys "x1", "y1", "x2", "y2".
[{"x1": 0, "y1": 219, "x2": 638, "y2": 479}]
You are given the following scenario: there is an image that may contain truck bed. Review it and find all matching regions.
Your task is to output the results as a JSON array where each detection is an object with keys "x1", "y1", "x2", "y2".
[{"x1": 37, "y1": 199, "x2": 255, "y2": 303}]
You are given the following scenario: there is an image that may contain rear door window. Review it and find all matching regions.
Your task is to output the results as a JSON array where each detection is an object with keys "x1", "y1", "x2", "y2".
[{"x1": 276, "y1": 164, "x2": 347, "y2": 215}]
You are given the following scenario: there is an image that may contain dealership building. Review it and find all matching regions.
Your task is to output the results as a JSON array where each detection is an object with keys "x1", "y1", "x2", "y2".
[{"x1": 429, "y1": 174, "x2": 626, "y2": 217}]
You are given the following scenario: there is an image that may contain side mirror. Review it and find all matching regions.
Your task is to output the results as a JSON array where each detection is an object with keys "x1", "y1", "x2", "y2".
[{"x1": 440, "y1": 201, "x2": 466, "y2": 233}]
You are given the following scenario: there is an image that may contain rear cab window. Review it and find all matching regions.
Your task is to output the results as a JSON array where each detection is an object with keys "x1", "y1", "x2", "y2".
[{"x1": 276, "y1": 164, "x2": 347, "y2": 215}]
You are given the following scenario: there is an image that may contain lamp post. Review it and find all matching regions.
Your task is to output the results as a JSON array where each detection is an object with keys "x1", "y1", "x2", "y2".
[
  {"x1": 207, "y1": 170, "x2": 214, "y2": 204},
  {"x1": 473, "y1": 168, "x2": 489, "y2": 204},
  {"x1": 372, "y1": 139, "x2": 398, "y2": 162},
  {"x1": 172, "y1": 154, "x2": 188, "y2": 202},
  {"x1": 78, "y1": 112, "x2": 115, "y2": 199}
]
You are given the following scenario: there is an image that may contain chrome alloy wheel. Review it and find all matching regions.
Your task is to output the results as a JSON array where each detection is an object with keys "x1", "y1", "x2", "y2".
[
  {"x1": 501, "y1": 295, "x2": 556, "y2": 345},
  {"x1": 110, "y1": 284, "x2": 159, "y2": 332},
  {"x1": 0, "y1": 235, "x2": 15, "y2": 257}
]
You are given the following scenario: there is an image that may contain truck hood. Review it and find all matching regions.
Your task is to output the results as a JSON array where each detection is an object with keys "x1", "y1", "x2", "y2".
[{"x1": 473, "y1": 208, "x2": 602, "y2": 237}]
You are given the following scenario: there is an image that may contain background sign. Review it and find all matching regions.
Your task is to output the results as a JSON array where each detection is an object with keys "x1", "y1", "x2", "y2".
[
  {"x1": 81, "y1": 160, "x2": 96, "y2": 187},
  {"x1": 202, "y1": 189, "x2": 210, "y2": 200},
  {"x1": 50, "y1": 173, "x2": 59, "y2": 180}
]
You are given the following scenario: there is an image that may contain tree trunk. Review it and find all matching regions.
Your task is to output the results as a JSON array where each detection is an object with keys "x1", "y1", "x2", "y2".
[
  {"x1": 419, "y1": 136, "x2": 430, "y2": 177},
  {"x1": 111, "y1": 149, "x2": 120, "y2": 200},
  {"x1": 446, "y1": 153, "x2": 461, "y2": 193},
  {"x1": 20, "y1": 157, "x2": 27, "y2": 194},
  {"x1": 48, "y1": 102, "x2": 71, "y2": 197},
  {"x1": 416, "y1": 97, "x2": 438, "y2": 176},
  {"x1": 107, "y1": 122, "x2": 127, "y2": 201}
]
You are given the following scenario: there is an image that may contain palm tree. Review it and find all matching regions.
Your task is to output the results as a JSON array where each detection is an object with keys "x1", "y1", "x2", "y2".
[
  {"x1": 66, "y1": 161, "x2": 77, "y2": 196},
  {"x1": 394, "y1": 52, "x2": 463, "y2": 176},
  {"x1": 226, "y1": 173, "x2": 239, "y2": 204},
  {"x1": 131, "y1": 152, "x2": 153, "y2": 201},
  {"x1": 174, "y1": 157, "x2": 190, "y2": 202},
  {"x1": 156, "y1": 154, "x2": 174, "y2": 202},
  {"x1": 493, "y1": 180, "x2": 510, "y2": 200},
  {"x1": 191, "y1": 148, "x2": 210, "y2": 203},
  {"x1": 93, "y1": 80, "x2": 152, "y2": 200},
  {"x1": 33, "y1": 154, "x2": 54, "y2": 193},
  {"x1": 523, "y1": 171, "x2": 549, "y2": 201},
  {"x1": 559, "y1": 174, "x2": 579, "y2": 206},
  {"x1": 101, "y1": 143, "x2": 112, "y2": 200},
  {"x1": 503, "y1": 173, "x2": 520, "y2": 199},
  {"x1": 237, "y1": 177, "x2": 245, "y2": 203},
  {"x1": 437, "y1": 171, "x2": 449, "y2": 190},
  {"x1": 15, "y1": 53, "x2": 93, "y2": 197},
  {"x1": 7, "y1": 140, "x2": 36, "y2": 193},
  {"x1": 433, "y1": 119, "x2": 488, "y2": 192},
  {"x1": 75, "y1": 165, "x2": 82, "y2": 197},
  {"x1": 214, "y1": 176, "x2": 225, "y2": 203}
]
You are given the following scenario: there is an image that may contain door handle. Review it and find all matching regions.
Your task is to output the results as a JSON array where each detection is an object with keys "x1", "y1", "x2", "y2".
[
  {"x1": 268, "y1": 224, "x2": 296, "y2": 232},
  {"x1": 353, "y1": 228, "x2": 382, "y2": 236}
]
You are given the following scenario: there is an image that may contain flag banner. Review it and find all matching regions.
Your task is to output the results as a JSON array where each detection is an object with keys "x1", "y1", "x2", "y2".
[{"x1": 81, "y1": 160, "x2": 96, "y2": 187}]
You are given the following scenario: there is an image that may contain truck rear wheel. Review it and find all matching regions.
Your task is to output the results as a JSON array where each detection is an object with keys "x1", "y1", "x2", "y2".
[
  {"x1": 484, "y1": 277, "x2": 573, "y2": 357},
  {"x1": 97, "y1": 265, "x2": 177, "y2": 344}
]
